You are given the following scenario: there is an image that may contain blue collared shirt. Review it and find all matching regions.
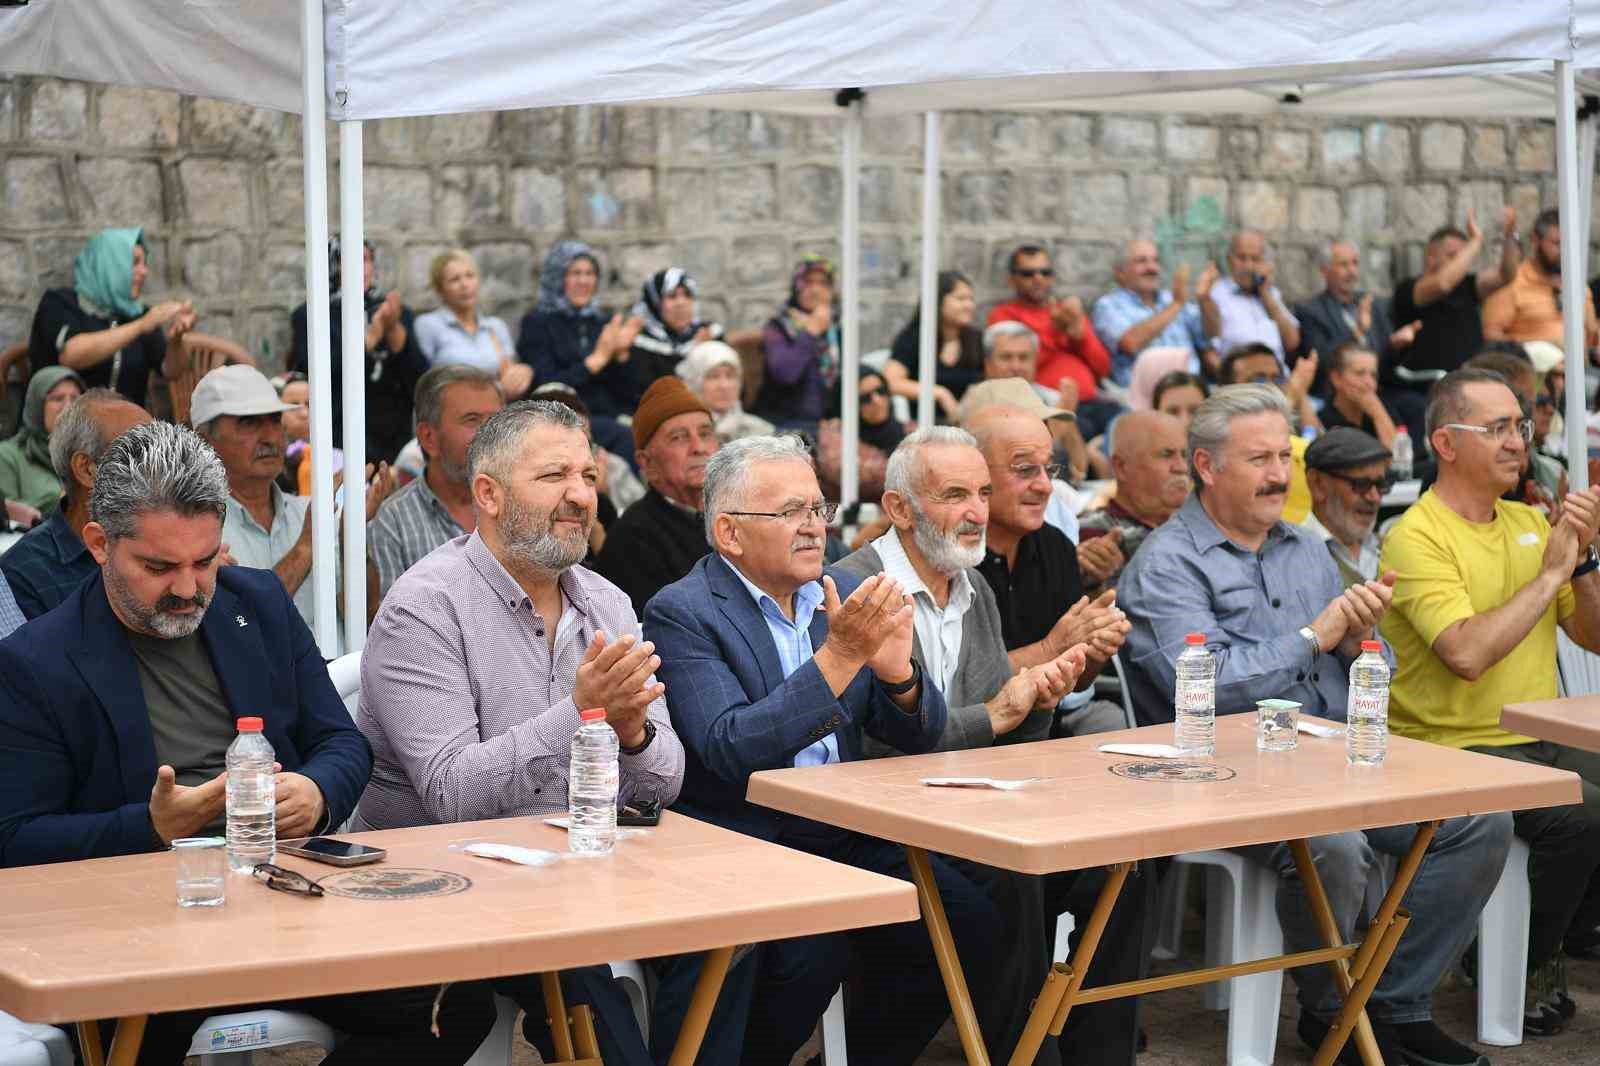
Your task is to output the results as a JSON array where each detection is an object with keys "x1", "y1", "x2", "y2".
[
  {"x1": 414, "y1": 308, "x2": 515, "y2": 374},
  {"x1": 0, "y1": 511, "x2": 97, "y2": 620},
  {"x1": 725, "y1": 561, "x2": 839, "y2": 767},
  {"x1": 1117, "y1": 494, "x2": 1393, "y2": 725},
  {"x1": 1206, "y1": 278, "x2": 1299, "y2": 363},
  {"x1": 1090, "y1": 287, "x2": 1207, "y2": 385}
]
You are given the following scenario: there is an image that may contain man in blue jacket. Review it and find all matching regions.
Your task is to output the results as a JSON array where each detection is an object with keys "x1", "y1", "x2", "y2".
[
  {"x1": 0, "y1": 421, "x2": 489, "y2": 1066},
  {"x1": 645, "y1": 433, "x2": 1004, "y2": 1066}
]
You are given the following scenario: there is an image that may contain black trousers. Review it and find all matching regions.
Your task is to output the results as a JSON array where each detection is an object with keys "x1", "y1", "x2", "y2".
[
  {"x1": 133, "y1": 983, "x2": 493, "y2": 1066},
  {"x1": 1470, "y1": 741, "x2": 1600, "y2": 966}
]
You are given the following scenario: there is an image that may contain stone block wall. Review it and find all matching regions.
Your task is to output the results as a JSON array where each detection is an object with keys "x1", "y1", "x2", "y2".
[{"x1": 1, "y1": 75, "x2": 1593, "y2": 373}]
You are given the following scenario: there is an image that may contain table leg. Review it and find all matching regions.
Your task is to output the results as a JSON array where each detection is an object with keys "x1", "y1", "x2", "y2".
[
  {"x1": 1007, "y1": 963, "x2": 1072, "y2": 1066},
  {"x1": 1311, "y1": 911, "x2": 1411, "y2": 1066},
  {"x1": 1046, "y1": 861, "x2": 1132, "y2": 1041},
  {"x1": 1289, "y1": 820, "x2": 1439, "y2": 1066},
  {"x1": 572, "y1": 1004, "x2": 601, "y2": 1060},
  {"x1": 105, "y1": 1015, "x2": 146, "y2": 1066},
  {"x1": 76, "y1": 1021, "x2": 105, "y2": 1066},
  {"x1": 666, "y1": 944, "x2": 734, "y2": 1066},
  {"x1": 904, "y1": 845, "x2": 990, "y2": 1066},
  {"x1": 540, "y1": 972, "x2": 578, "y2": 1062}
]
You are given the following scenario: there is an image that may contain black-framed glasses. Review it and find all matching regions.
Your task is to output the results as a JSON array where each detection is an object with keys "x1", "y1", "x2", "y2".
[
  {"x1": 724, "y1": 501, "x2": 840, "y2": 525},
  {"x1": 1007, "y1": 462, "x2": 1065, "y2": 483},
  {"x1": 252, "y1": 863, "x2": 324, "y2": 897},
  {"x1": 1442, "y1": 417, "x2": 1535, "y2": 444},
  {"x1": 1323, "y1": 470, "x2": 1400, "y2": 495},
  {"x1": 1012, "y1": 267, "x2": 1054, "y2": 279}
]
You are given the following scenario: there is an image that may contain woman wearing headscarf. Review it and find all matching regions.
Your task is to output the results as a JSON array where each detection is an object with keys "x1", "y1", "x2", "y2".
[
  {"x1": 756, "y1": 255, "x2": 840, "y2": 431},
  {"x1": 627, "y1": 267, "x2": 724, "y2": 389},
  {"x1": 27, "y1": 228, "x2": 195, "y2": 405},
  {"x1": 515, "y1": 240, "x2": 644, "y2": 462},
  {"x1": 0, "y1": 367, "x2": 82, "y2": 513},
  {"x1": 675, "y1": 340, "x2": 774, "y2": 442},
  {"x1": 884, "y1": 269, "x2": 984, "y2": 421},
  {"x1": 289, "y1": 237, "x2": 428, "y2": 464}
]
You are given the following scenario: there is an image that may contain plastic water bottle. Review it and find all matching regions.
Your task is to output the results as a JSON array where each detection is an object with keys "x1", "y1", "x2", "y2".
[
  {"x1": 1347, "y1": 640, "x2": 1390, "y2": 766},
  {"x1": 1173, "y1": 633, "x2": 1216, "y2": 758},
  {"x1": 1390, "y1": 426, "x2": 1413, "y2": 481},
  {"x1": 225, "y1": 717, "x2": 276, "y2": 873},
  {"x1": 569, "y1": 708, "x2": 619, "y2": 855}
]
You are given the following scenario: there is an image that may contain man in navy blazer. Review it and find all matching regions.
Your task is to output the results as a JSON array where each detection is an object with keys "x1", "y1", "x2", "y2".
[
  {"x1": 0, "y1": 422, "x2": 490, "y2": 1066},
  {"x1": 645, "y1": 434, "x2": 1005, "y2": 1066}
]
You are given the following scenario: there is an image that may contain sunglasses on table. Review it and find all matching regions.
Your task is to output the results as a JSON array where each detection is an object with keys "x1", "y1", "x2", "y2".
[
  {"x1": 1012, "y1": 267, "x2": 1055, "y2": 279},
  {"x1": 1322, "y1": 471, "x2": 1401, "y2": 495},
  {"x1": 252, "y1": 863, "x2": 324, "y2": 897}
]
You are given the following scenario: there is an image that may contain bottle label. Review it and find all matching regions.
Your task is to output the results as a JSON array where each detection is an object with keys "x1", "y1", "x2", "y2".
[
  {"x1": 1176, "y1": 680, "x2": 1215, "y2": 712},
  {"x1": 1349, "y1": 686, "x2": 1388, "y2": 719}
]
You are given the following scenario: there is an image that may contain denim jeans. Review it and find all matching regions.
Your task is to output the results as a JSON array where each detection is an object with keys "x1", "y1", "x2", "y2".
[{"x1": 1238, "y1": 813, "x2": 1512, "y2": 1024}]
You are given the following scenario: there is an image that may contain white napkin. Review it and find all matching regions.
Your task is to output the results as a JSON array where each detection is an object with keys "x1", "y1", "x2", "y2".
[
  {"x1": 1297, "y1": 720, "x2": 1343, "y2": 739},
  {"x1": 921, "y1": 776, "x2": 1040, "y2": 791},
  {"x1": 1097, "y1": 742, "x2": 1188, "y2": 758},
  {"x1": 463, "y1": 842, "x2": 559, "y2": 866}
]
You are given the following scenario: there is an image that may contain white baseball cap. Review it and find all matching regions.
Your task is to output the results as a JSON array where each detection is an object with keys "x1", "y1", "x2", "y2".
[{"x1": 189, "y1": 364, "x2": 303, "y2": 427}]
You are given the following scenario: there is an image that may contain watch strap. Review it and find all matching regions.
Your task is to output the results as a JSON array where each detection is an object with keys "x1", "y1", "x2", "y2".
[
  {"x1": 619, "y1": 719, "x2": 657, "y2": 756},
  {"x1": 879, "y1": 659, "x2": 921, "y2": 696}
]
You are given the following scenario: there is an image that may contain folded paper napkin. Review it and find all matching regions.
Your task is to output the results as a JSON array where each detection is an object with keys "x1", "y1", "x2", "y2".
[
  {"x1": 1297, "y1": 720, "x2": 1343, "y2": 738},
  {"x1": 1096, "y1": 742, "x2": 1187, "y2": 758},
  {"x1": 921, "y1": 776, "x2": 1040, "y2": 791}
]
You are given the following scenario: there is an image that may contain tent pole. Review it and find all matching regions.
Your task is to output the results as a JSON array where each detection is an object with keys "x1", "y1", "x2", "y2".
[
  {"x1": 840, "y1": 95, "x2": 863, "y2": 509},
  {"x1": 1579, "y1": 106, "x2": 1597, "y2": 294},
  {"x1": 1556, "y1": 60, "x2": 1588, "y2": 485},
  {"x1": 338, "y1": 119, "x2": 368, "y2": 650},
  {"x1": 299, "y1": 0, "x2": 337, "y2": 655},
  {"x1": 917, "y1": 111, "x2": 941, "y2": 428}
]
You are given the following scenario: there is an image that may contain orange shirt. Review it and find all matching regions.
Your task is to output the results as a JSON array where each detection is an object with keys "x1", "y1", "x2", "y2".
[{"x1": 1481, "y1": 259, "x2": 1598, "y2": 347}]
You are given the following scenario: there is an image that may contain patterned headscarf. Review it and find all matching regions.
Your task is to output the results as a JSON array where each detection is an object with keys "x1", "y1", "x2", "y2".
[
  {"x1": 631, "y1": 267, "x2": 717, "y2": 359},
  {"x1": 779, "y1": 254, "x2": 839, "y2": 390},
  {"x1": 73, "y1": 228, "x2": 147, "y2": 320},
  {"x1": 537, "y1": 240, "x2": 604, "y2": 318}
]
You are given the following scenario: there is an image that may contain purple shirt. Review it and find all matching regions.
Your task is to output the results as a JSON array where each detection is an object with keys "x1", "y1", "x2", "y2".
[{"x1": 354, "y1": 531, "x2": 684, "y2": 830}]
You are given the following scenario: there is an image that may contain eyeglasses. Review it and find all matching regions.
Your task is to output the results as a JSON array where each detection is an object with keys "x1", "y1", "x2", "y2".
[
  {"x1": 724, "y1": 501, "x2": 840, "y2": 526},
  {"x1": 1244, "y1": 371, "x2": 1288, "y2": 386},
  {"x1": 860, "y1": 385, "x2": 888, "y2": 403},
  {"x1": 1442, "y1": 417, "x2": 1534, "y2": 444},
  {"x1": 1007, "y1": 462, "x2": 1066, "y2": 483},
  {"x1": 1012, "y1": 267, "x2": 1054, "y2": 279},
  {"x1": 252, "y1": 863, "x2": 324, "y2": 897},
  {"x1": 1323, "y1": 470, "x2": 1400, "y2": 495}
]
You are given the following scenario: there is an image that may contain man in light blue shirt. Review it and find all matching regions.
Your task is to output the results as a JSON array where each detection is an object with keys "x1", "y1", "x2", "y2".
[
  {"x1": 1091, "y1": 239, "x2": 1213, "y2": 385},
  {"x1": 724, "y1": 560, "x2": 838, "y2": 766},
  {"x1": 1201, "y1": 230, "x2": 1302, "y2": 366},
  {"x1": 1118, "y1": 384, "x2": 1510, "y2": 1066}
]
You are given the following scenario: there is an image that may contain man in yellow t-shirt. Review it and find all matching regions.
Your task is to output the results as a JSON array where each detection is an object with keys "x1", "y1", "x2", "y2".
[{"x1": 1382, "y1": 368, "x2": 1600, "y2": 1033}]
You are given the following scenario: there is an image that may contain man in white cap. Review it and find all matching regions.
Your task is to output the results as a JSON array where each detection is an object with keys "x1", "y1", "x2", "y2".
[{"x1": 192, "y1": 364, "x2": 395, "y2": 628}]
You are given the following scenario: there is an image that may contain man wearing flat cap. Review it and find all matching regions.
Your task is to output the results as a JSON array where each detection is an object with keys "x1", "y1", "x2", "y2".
[
  {"x1": 1302, "y1": 427, "x2": 1395, "y2": 587},
  {"x1": 193, "y1": 364, "x2": 395, "y2": 629},
  {"x1": 593, "y1": 375, "x2": 721, "y2": 614}
]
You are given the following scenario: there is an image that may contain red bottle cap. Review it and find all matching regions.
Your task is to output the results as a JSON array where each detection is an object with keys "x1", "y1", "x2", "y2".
[
  {"x1": 1184, "y1": 633, "x2": 1205, "y2": 645},
  {"x1": 1360, "y1": 640, "x2": 1382, "y2": 653},
  {"x1": 579, "y1": 708, "x2": 607, "y2": 722},
  {"x1": 236, "y1": 717, "x2": 264, "y2": 732}
]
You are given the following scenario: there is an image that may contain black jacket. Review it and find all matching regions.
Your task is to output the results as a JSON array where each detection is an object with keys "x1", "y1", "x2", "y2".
[{"x1": 592, "y1": 488, "x2": 710, "y2": 616}]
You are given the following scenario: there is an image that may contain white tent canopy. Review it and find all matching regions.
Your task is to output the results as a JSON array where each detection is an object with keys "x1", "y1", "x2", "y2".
[{"x1": 3, "y1": 0, "x2": 1594, "y2": 656}]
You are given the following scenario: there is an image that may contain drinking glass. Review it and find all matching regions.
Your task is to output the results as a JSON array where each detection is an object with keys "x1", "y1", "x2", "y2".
[
  {"x1": 174, "y1": 837, "x2": 227, "y2": 907},
  {"x1": 1256, "y1": 699, "x2": 1301, "y2": 752}
]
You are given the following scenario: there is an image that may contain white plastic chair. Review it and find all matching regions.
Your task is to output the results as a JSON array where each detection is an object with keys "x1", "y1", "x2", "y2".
[
  {"x1": 1475, "y1": 838, "x2": 1531, "y2": 1047},
  {"x1": 1151, "y1": 851, "x2": 1284, "y2": 1066},
  {"x1": 0, "y1": 1011, "x2": 71, "y2": 1066},
  {"x1": 326, "y1": 651, "x2": 363, "y2": 722},
  {"x1": 188, "y1": 1010, "x2": 339, "y2": 1066}
]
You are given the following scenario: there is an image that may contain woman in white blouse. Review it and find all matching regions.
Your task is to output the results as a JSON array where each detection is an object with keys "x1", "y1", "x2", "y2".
[{"x1": 413, "y1": 249, "x2": 534, "y2": 399}]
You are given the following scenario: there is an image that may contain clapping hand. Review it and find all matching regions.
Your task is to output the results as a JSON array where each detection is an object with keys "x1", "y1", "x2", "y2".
[
  {"x1": 1195, "y1": 262, "x2": 1221, "y2": 300},
  {"x1": 572, "y1": 631, "x2": 662, "y2": 748},
  {"x1": 819, "y1": 574, "x2": 909, "y2": 672},
  {"x1": 1050, "y1": 296, "x2": 1087, "y2": 339},
  {"x1": 1076, "y1": 530, "x2": 1126, "y2": 588}
]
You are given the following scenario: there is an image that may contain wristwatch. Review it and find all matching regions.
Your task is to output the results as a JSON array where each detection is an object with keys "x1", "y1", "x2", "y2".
[
  {"x1": 619, "y1": 719, "x2": 657, "y2": 756},
  {"x1": 879, "y1": 659, "x2": 922, "y2": 696},
  {"x1": 1297, "y1": 626, "x2": 1321, "y2": 664},
  {"x1": 1574, "y1": 546, "x2": 1600, "y2": 580}
]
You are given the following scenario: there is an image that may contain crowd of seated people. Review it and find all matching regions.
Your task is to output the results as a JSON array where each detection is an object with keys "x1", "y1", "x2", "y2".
[{"x1": 11, "y1": 202, "x2": 1600, "y2": 1066}]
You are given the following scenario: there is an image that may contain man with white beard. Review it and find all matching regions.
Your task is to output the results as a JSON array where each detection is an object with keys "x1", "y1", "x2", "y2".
[{"x1": 836, "y1": 426, "x2": 1152, "y2": 1066}]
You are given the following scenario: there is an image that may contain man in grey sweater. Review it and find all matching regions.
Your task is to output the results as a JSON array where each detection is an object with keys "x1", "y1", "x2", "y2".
[{"x1": 837, "y1": 426, "x2": 1151, "y2": 1066}]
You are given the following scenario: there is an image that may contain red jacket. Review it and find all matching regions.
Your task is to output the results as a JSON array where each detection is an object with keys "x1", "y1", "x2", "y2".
[{"x1": 986, "y1": 301, "x2": 1112, "y2": 401}]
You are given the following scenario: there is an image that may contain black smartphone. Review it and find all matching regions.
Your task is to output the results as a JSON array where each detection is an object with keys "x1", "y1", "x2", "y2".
[
  {"x1": 618, "y1": 800, "x2": 662, "y2": 827},
  {"x1": 277, "y1": 837, "x2": 387, "y2": 866}
]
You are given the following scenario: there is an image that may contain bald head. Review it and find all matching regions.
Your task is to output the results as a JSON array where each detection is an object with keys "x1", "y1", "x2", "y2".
[
  {"x1": 50, "y1": 390, "x2": 154, "y2": 502},
  {"x1": 964, "y1": 404, "x2": 1050, "y2": 462},
  {"x1": 1227, "y1": 230, "x2": 1267, "y2": 290},
  {"x1": 1111, "y1": 410, "x2": 1190, "y2": 523}
]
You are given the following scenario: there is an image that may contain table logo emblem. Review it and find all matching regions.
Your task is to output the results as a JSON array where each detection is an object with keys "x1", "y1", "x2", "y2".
[
  {"x1": 1109, "y1": 760, "x2": 1237, "y2": 782},
  {"x1": 320, "y1": 867, "x2": 472, "y2": 900}
]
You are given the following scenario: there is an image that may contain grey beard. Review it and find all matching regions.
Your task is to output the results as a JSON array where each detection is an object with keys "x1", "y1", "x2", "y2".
[
  {"x1": 103, "y1": 564, "x2": 208, "y2": 639},
  {"x1": 910, "y1": 510, "x2": 986, "y2": 575}
]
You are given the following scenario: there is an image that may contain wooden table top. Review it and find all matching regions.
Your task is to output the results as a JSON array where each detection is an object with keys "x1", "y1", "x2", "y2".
[
  {"x1": 0, "y1": 812, "x2": 917, "y2": 1024},
  {"x1": 1502, "y1": 695, "x2": 1600, "y2": 752},
  {"x1": 748, "y1": 715, "x2": 1580, "y2": 875}
]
